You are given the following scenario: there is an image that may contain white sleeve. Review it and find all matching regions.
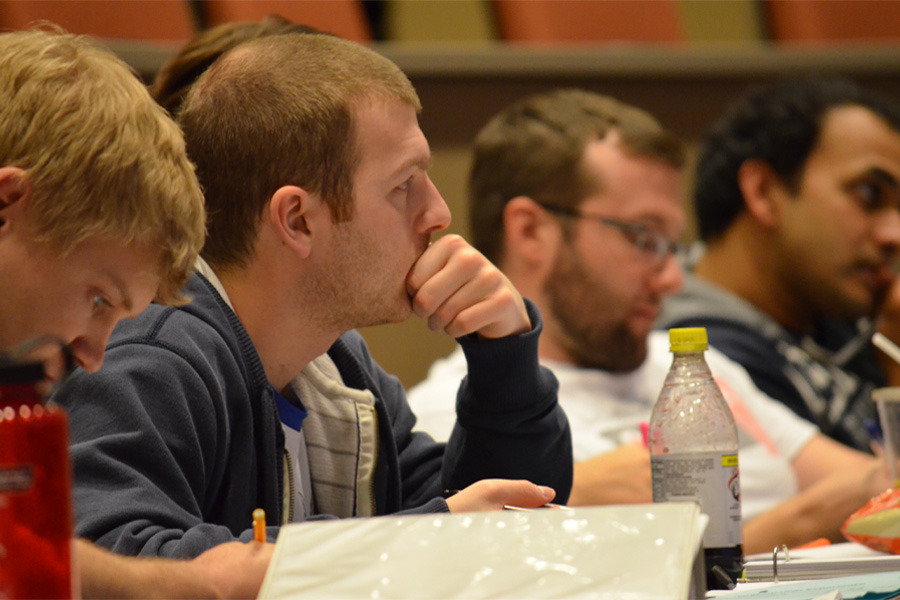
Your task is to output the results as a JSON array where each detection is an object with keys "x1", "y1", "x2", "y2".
[
  {"x1": 406, "y1": 348, "x2": 468, "y2": 443},
  {"x1": 706, "y1": 346, "x2": 819, "y2": 461}
]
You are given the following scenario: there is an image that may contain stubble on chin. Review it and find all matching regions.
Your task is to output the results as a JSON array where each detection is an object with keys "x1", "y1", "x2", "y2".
[
  {"x1": 546, "y1": 246, "x2": 649, "y2": 373},
  {"x1": 553, "y1": 310, "x2": 648, "y2": 373}
]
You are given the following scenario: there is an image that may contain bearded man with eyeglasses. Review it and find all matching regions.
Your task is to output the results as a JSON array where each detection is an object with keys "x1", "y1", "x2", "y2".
[{"x1": 409, "y1": 88, "x2": 895, "y2": 553}]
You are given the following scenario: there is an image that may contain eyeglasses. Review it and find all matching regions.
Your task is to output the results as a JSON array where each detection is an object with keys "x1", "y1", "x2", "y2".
[{"x1": 537, "y1": 202, "x2": 680, "y2": 267}]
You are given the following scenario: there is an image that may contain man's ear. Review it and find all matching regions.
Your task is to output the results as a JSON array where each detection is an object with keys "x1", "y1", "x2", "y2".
[
  {"x1": 503, "y1": 196, "x2": 560, "y2": 268},
  {"x1": 0, "y1": 167, "x2": 30, "y2": 231},
  {"x1": 737, "y1": 160, "x2": 787, "y2": 229},
  {"x1": 267, "y1": 184, "x2": 320, "y2": 259}
]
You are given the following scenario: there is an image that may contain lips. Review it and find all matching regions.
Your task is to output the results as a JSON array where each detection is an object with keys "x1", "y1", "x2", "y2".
[
  {"x1": 860, "y1": 263, "x2": 896, "y2": 289},
  {"x1": 852, "y1": 262, "x2": 897, "y2": 303},
  {"x1": 632, "y1": 304, "x2": 660, "y2": 326}
]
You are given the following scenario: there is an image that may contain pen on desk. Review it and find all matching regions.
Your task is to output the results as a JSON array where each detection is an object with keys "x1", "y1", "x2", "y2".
[
  {"x1": 640, "y1": 421, "x2": 650, "y2": 448},
  {"x1": 864, "y1": 418, "x2": 885, "y2": 456},
  {"x1": 710, "y1": 564, "x2": 736, "y2": 590},
  {"x1": 503, "y1": 503, "x2": 572, "y2": 511},
  {"x1": 253, "y1": 508, "x2": 266, "y2": 543}
]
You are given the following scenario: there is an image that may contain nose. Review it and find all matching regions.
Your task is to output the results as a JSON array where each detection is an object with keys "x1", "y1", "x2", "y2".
[
  {"x1": 651, "y1": 252, "x2": 684, "y2": 297},
  {"x1": 875, "y1": 208, "x2": 900, "y2": 252},
  {"x1": 69, "y1": 337, "x2": 105, "y2": 373},
  {"x1": 68, "y1": 321, "x2": 116, "y2": 373},
  {"x1": 419, "y1": 176, "x2": 451, "y2": 236}
]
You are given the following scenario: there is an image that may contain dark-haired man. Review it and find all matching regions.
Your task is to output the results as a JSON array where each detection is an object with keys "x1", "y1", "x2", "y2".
[
  {"x1": 410, "y1": 88, "x2": 891, "y2": 556},
  {"x1": 659, "y1": 77, "x2": 900, "y2": 453}
]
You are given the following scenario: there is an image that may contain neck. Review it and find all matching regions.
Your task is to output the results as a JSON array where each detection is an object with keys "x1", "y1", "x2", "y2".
[
  {"x1": 536, "y1": 310, "x2": 577, "y2": 365},
  {"x1": 504, "y1": 259, "x2": 576, "y2": 366},
  {"x1": 695, "y1": 226, "x2": 813, "y2": 332},
  {"x1": 215, "y1": 263, "x2": 340, "y2": 391}
]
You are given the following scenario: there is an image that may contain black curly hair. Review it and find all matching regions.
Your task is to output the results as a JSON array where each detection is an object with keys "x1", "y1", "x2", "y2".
[{"x1": 695, "y1": 76, "x2": 900, "y2": 242}]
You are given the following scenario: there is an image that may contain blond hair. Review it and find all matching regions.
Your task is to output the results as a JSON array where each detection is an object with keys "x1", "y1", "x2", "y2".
[
  {"x1": 178, "y1": 33, "x2": 419, "y2": 270},
  {"x1": 0, "y1": 29, "x2": 205, "y2": 304}
]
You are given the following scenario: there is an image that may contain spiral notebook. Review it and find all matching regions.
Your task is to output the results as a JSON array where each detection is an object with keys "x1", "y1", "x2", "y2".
[
  {"x1": 714, "y1": 570, "x2": 900, "y2": 600},
  {"x1": 742, "y1": 542, "x2": 900, "y2": 582}
]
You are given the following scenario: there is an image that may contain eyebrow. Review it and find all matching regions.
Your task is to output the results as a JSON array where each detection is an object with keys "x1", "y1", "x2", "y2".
[
  {"x1": 865, "y1": 167, "x2": 900, "y2": 189},
  {"x1": 391, "y1": 152, "x2": 432, "y2": 180},
  {"x1": 106, "y1": 272, "x2": 134, "y2": 312}
]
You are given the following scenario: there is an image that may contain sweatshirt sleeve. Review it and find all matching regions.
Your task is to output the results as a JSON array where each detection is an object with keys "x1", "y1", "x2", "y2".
[
  {"x1": 54, "y1": 336, "x2": 263, "y2": 558},
  {"x1": 332, "y1": 299, "x2": 572, "y2": 512},
  {"x1": 445, "y1": 299, "x2": 573, "y2": 503}
]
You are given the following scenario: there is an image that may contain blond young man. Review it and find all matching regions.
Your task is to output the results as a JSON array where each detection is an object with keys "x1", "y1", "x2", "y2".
[
  {"x1": 0, "y1": 29, "x2": 270, "y2": 598},
  {"x1": 56, "y1": 33, "x2": 571, "y2": 558},
  {"x1": 409, "y1": 89, "x2": 891, "y2": 553}
]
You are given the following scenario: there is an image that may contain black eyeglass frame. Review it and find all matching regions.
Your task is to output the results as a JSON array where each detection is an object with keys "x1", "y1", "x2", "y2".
[{"x1": 536, "y1": 202, "x2": 682, "y2": 267}]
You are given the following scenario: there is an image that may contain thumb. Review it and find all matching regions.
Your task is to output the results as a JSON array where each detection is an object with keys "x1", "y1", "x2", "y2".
[{"x1": 505, "y1": 481, "x2": 556, "y2": 507}]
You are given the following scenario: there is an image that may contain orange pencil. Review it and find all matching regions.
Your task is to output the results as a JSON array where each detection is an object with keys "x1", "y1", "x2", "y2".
[
  {"x1": 252, "y1": 508, "x2": 266, "y2": 543},
  {"x1": 793, "y1": 537, "x2": 830, "y2": 550}
]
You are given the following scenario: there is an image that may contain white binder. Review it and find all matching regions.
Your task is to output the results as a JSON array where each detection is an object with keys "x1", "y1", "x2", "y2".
[{"x1": 258, "y1": 503, "x2": 705, "y2": 599}]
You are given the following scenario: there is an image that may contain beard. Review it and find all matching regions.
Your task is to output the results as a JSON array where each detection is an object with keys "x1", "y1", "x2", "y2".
[
  {"x1": 303, "y1": 220, "x2": 428, "y2": 332},
  {"x1": 545, "y1": 242, "x2": 649, "y2": 372}
]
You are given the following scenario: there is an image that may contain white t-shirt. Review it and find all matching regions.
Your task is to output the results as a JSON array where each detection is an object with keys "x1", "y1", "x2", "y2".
[{"x1": 407, "y1": 330, "x2": 818, "y2": 521}]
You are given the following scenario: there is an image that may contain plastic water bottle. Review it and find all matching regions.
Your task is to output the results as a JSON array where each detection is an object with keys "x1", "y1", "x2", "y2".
[
  {"x1": 0, "y1": 359, "x2": 74, "y2": 599},
  {"x1": 649, "y1": 327, "x2": 743, "y2": 591}
]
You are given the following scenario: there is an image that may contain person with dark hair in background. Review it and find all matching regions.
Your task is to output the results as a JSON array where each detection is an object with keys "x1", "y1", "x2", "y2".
[
  {"x1": 0, "y1": 28, "x2": 270, "y2": 599},
  {"x1": 56, "y1": 32, "x2": 572, "y2": 559},
  {"x1": 658, "y1": 77, "x2": 900, "y2": 454},
  {"x1": 151, "y1": 15, "x2": 325, "y2": 115},
  {"x1": 409, "y1": 88, "x2": 892, "y2": 553}
]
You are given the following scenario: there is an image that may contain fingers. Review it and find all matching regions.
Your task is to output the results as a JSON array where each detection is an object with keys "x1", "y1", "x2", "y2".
[
  {"x1": 570, "y1": 446, "x2": 653, "y2": 506},
  {"x1": 445, "y1": 479, "x2": 556, "y2": 513},
  {"x1": 407, "y1": 235, "x2": 530, "y2": 339}
]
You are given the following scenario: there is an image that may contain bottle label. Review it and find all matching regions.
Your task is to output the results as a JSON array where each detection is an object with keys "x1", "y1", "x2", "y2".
[
  {"x1": 0, "y1": 466, "x2": 33, "y2": 492},
  {"x1": 0, "y1": 403, "x2": 74, "y2": 599},
  {"x1": 651, "y1": 451, "x2": 742, "y2": 548}
]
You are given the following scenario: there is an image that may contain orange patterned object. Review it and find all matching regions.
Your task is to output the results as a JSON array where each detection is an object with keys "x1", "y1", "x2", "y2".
[{"x1": 842, "y1": 488, "x2": 900, "y2": 553}]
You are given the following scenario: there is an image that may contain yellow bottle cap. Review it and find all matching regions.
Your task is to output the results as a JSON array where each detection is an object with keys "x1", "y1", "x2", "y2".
[{"x1": 669, "y1": 327, "x2": 708, "y2": 353}]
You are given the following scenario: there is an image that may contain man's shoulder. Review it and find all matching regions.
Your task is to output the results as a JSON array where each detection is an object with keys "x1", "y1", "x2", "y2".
[
  {"x1": 660, "y1": 274, "x2": 788, "y2": 345},
  {"x1": 661, "y1": 274, "x2": 757, "y2": 326},
  {"x1": 106, "y1": 273, "x2": 245, "y2": 363},
  {"x1": 656, "y1": 275, "x2": 795, "y2": 381}
]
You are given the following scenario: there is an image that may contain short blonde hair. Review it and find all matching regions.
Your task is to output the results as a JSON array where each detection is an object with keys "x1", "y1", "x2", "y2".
[{"x1": 0, "y1": 29, "x2": 205, "y2": 304}]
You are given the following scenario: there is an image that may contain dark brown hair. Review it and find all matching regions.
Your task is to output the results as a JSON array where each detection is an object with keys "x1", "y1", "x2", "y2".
[{"x1": 469, "y1": 88, "x2": 684, "y2": 263}]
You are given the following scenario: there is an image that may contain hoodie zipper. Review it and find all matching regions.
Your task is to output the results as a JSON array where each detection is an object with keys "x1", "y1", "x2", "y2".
[{"x1": 283, "y1": 448, "x2": 295, "y2": 523}]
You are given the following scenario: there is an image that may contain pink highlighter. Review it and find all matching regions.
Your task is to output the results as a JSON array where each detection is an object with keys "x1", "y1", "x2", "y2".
[{"x1": 640, "y1": 421, "x2": 650, "y2": 448}]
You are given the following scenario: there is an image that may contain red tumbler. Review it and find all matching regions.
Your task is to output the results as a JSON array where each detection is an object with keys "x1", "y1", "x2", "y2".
[{"x1": 0, "y1": 361, "x2": 74, "y2": 599}]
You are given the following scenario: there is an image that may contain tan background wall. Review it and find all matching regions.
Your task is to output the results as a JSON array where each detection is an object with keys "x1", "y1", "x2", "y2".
[{"x1": 21, "y1": 0, "x2": 900, "y2": 389}]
